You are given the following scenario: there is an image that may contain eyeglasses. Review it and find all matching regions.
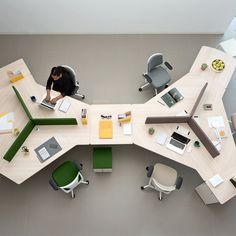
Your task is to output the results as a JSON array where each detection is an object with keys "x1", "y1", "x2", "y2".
[{"x1": 101, "y1": 115, "x2": 112, "y2": 119}]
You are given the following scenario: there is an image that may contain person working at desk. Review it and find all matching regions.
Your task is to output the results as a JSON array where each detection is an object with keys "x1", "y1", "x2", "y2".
[{"x1": 45, "y1": 66, "x2": 75, "y2": 104}]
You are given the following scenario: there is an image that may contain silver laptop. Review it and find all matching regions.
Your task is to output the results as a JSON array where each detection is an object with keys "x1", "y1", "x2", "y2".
[
  {"x1": 40, "y1": 97, "x2": 58, "y2": 110},
  {"x1": 166, "y1": 131, "x2": 190, "y2": 155}
]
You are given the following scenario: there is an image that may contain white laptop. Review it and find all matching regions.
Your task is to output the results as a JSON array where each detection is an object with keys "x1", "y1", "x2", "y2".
[
  {"x1": 166, "y1": 131, "x2": 190, "y2": 155},
  {"x1": 40, "y1": 95, "x2": 58, "y2": 110}
]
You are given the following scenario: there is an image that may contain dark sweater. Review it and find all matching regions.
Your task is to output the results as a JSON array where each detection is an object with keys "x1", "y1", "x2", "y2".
[{"x1": 46, "y1": 67, "x2": 75, "y2": 96}]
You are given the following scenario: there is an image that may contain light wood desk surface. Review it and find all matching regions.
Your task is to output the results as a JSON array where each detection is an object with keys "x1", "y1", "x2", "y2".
[
  {"x1": 0, "y1": 59, "x2": 90, "y2": 184},
  {"x1": 1, "y1": 47, "x2": 236, "y2": 203},
  {"x1": 90, "y1": 104, "x2": 133, "y2": 145}
]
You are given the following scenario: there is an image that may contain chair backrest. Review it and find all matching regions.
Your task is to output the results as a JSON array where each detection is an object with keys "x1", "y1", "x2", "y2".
[
  {"x1": 61, "y1": 65, "x2": 78, "y2": 95},
  {"x1": 151, "y1": 163, "x2": 180, "y2": 192},
  {"x1": 61, "y1": 65, "x2": 77, "y2": 85},
  {"x1": 147, "y1": 53, "x2": 163, "y2": 73}
]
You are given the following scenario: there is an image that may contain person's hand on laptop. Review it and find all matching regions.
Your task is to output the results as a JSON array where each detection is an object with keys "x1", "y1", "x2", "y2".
[
  {"x1": 45, "y1": 95, "x2": 51, "y2": 102},
  {"x1": 50, "y1": 94, "x2": 63, "y2": 104},
  {"x1": 50, "y1": 97, "x2": 58, "y2": 104},
  {"x1": 45, "y1": 89, "x2": 51, "y2": 102}
]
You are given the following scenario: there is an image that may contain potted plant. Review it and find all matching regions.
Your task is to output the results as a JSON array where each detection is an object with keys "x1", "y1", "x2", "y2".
[
  {"x1": 148, "y1": 127, "x2": 155, "y2": 135},
  {"x1": 201, "y1": 63, "x2": 208, "y2": 71}
]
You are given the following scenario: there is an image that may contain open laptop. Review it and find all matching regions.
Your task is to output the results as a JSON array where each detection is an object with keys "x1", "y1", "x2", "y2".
[
  {"x1": 40, "y1": 95, "x2": 58, "y2": 110},
  {"x1": 166, "y1": 131, "x2": 190, "y2": 155}
]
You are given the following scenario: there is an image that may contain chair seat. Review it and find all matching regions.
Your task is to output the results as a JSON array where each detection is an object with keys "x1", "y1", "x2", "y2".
[
  {"x1": 152, "y1": 163, "x2": 177, "y2": 187},
  {"x1": 52, "y1": 161, "x2": 80, "y2": 187},
  {"x1": 148, "y1": 67, "x2": 171, "y2": 88}
]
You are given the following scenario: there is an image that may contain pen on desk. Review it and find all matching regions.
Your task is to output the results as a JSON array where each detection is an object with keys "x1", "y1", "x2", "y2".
[{"x1": 157, "y1": 100, "x2": 165, "y2": 106}]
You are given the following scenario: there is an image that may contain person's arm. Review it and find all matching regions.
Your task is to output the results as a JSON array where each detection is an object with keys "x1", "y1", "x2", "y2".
[
  {"x1": 45, "y1": 67, "x2": 55, "y2": 101},
  {"x1": 50, "y1": 94, "x2": 63, "y2": 104},
  {"x1": 45, "y1": 89, "x2": 51, "y2": 102}
]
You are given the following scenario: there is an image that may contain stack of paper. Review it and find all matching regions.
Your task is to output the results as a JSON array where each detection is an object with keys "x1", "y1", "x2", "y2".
[
  {"x1": 123, "y1": 123, "x2": 132, "y2": 135},
  {"x1": 59, "y1": 100, "x2": 71, "y2": 113},
  {"x1": 209, "y1": 174, "x2": 223, "y2": 187},
  {"x1": 156, "y1": 132, "x2": 168, "y2": 145},
  {"x1": 208, "y1": 116, "x2": 225, "y2": 128},
  {"x1": 0, "y1": 112, "x2": 14, "y2": 134}
]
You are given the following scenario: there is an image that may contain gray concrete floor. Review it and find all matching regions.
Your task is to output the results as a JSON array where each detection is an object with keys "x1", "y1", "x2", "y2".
[{"x1": 0, "y1": 30, "x2": 236, "y2": 236}]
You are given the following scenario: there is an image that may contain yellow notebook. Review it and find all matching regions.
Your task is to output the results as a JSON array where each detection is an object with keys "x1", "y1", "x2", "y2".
[{"x1": 99, "y1": 120, "x2": 113, "y2": 139}]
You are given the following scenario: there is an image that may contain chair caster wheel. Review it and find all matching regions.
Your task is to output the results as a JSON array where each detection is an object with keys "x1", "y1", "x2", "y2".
[
  {"x1": 141, "y1": 186, "x2": 144, "y2": 190},
  {"x1": 86, "y1": 180, "x2": 89, "y2": 185},
  {"x1": 82, "y1": 95, "x2": 85, "y2": 99},
  {"x1": 139, "y1": 88, "x2": 142, "y2": 92}
]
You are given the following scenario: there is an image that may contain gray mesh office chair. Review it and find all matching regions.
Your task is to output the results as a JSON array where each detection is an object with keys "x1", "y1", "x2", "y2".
[
  {"x1": 139, "y1": 53, "x2": 173, "y2": 95},
  {"x1": 141, "y1": 163, "x2": 183, "y2": 200},
  {"x1": 62, "y1": 65, "x2": 85, "y2": 99}
]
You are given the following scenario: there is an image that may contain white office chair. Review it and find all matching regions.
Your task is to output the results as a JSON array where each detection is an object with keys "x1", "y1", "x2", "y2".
[
  {"x1": 141, "y1": 163, "x2": 183, "y2": 200},
  {"x1": 228, "y1": 113, "x2": 236, "y2": 135},
  {"x1": 61, "y1": 65, "x2": 85, "y2": 99},
  {"x1": 216, "y1": 38, "x2": 236, "y2": 57}
]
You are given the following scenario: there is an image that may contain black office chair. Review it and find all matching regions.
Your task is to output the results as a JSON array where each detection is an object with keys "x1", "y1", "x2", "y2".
[
  {"x1": 62, "y1": 65, "x2": 85, "y2": 99},
  {"x1": 139, "y1": 53, "x2": 173, "y2": 95}
]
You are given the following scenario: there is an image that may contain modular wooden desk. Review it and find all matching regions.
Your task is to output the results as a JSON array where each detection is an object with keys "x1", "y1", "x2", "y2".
[{"x1": 0, "y1": 46, "x2": 236, "y2": 204}]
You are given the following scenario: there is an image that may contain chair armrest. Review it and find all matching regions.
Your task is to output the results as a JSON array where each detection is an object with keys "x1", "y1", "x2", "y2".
[
  {"x1": 146, "y1": 165, "x2": 154, "y2": 177},
  {"x1": 175, "y1": 176, "x2": 183, "y2": 190},
  {"x1": 142, "y1": 73, "x2": 152, "y2": 84},
  {"x1": 73, "y1": 161, "x2": 83, "y2": 171},
  {"x1": 164, "y1": 62, "x2": 173, "y2": 70},
  {"x1": 49, "y1": 179, "x2": 59, "y2": 191}
]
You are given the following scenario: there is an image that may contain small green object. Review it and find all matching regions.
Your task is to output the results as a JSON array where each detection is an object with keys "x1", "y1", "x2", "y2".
[
  {"x1": 148, "y1": 127, "x2": 155, "y2": 135},
  {"x1": 52, "y1": 161, "x2": 80, "y2": 187},
  {"x1": 201, "y1": 63, "x2": 208, "y2": 71},
  {"x1": 93, "y1": 147, "x2": 112, "y2": 171}
]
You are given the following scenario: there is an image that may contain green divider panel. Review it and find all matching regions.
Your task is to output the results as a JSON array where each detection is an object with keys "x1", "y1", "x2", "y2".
[
  {"x1": 33, "y1": 118, "x2": 77, "y2": 125},
  {"x1": 3, "y1": 120, "x2": 35, "y2": 162},
  {"x1": 12, "y1": 86, "x2": 33, "y2": 120}
]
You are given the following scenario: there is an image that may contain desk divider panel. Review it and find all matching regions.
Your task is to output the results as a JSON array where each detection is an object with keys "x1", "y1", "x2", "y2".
[
  {"x1": 3, "y1": 120, "x2": 35, "y2": 162},
  {"x1": 12, "y1": 86, "x2": 33, "y2": 120},
  {"x1": 33, "y1": 118, "x2": 78, "y2": 125},
  {"x1": 3, "y1": 87, "x2": 78, "y2": 162},
  {"x1": 145, "y1": 116, "x2": 190, "y2": 124},
  {"x1": 188, "y1": 118, "x2": 220, "y2": 158}
]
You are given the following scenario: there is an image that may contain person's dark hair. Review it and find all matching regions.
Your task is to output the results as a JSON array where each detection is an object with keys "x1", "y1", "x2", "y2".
[{"x1": 51, "y1": 66, "x2": 63, "y2": 76}]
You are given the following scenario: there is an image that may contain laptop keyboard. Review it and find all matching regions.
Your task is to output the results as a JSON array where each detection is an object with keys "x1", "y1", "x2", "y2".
[{"x1": 169, "y1": 138, "x2": 185, "y2": 150}]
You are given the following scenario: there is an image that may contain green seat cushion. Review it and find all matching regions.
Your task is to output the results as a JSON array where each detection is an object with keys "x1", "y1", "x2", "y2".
[
  {"x1": 93, "y1": 147, "x2": 112, "y2": 169},
  {"x1": 52, "y1": 161, "x2": 79, "y2": 187}
]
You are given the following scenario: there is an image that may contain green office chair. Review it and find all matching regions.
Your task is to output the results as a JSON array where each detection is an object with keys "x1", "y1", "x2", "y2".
[
  {"x1": 49, "y1": 160, "x2": 89, "y2": 198},
  {"x1": 141, "y1": 163, "x2": 183, "y2": 200}
]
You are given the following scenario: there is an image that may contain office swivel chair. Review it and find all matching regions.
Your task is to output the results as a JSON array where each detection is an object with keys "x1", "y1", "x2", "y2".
[
  {"x1": 141, "y1": 163, "x2": 183, "y2": 200},
  {"x1": 62, "y1": 65, "x2": 85, "y2": 99},
  {"x1": 229, "y1": 113, "x2": 236, "y2": 135},
  {"x1": 139, "y1": 53, "x2": 173, "y2": 95},
  {"x1": 49, "y1": 160, "x2": 89, "y2": 198}
]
